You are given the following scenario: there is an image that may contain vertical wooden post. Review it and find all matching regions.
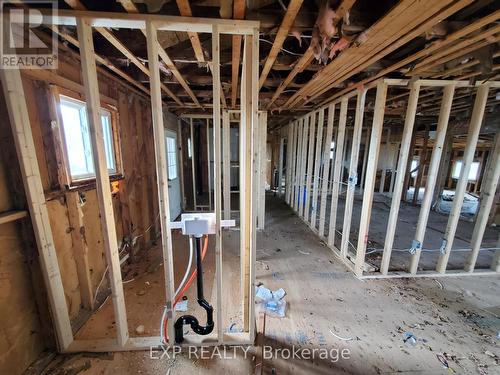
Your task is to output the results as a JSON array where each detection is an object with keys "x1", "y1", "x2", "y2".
[
  {"x1": 278, "y1": 136, "x2": 284, "y2": 196},
  {"x1": 304, "y1": 113, "x2": 316, "y2": 220},
  {"x1": 293, "y1": 119, "x2": 303, "y2": 211},
  {"x1": 310, "y1": 109, "x2": 325, "y2": 229},
  {"x1": 249, "y1": 28, "x2": 259, "y2": 341},
  {"x1": 257, "y1": 112, "x2": 268, "y2": 230},
  {"x1": 207, "y1": 119, "x2": 212, "y2": 210},
  {"x1": 464, "y1": 132, "x2": 500, "y2": 272},
  {"x1": 403, "y1": 130, "x2": 417, "y2": 202},
  {"x1": 355, "y1": 81, "x2": 388, "y2": 276},
  {"x1": 1, "y1": 65, "x2": 74, "y2": 351},
  {"x1": 340, "y1": 89, "x2": 367, "y2": 258},
  {"x1": 389, "y1": 141, "x2": 399, "y2": 196},
  {"x1": 77, "y1": 18, "x2": 129, "y2": 346},
  {"x1": 380, "y1": 82, "x2": 420, "y2": 275},
  {"x1": 190, "y1": 118, "x2": 197, "y2": 209},
  {"x1": 379, "y1": 128, "x2": 391, "y2": 193},
  {"x1": 412, "y1": 125, "x2": 429, "y2": 206},
  {"x1": 211, "y1": 25, "x2": 224, "y2": 341},
  {"x1": 285, "y1": 122, "x2": 294, "y2": 203},
  {"x1": 319, "y1": 103, "x2": 335, "y2": 237},
  {"x1": 177, "y1": 118, "x2": 186, "y2": 210},
  {"x1": 145, "y1": 20, "x2": 176, "y2": 343},
  {"x1": 327, "y1": 97, "x2": 348, "y2": 247},
  {"x1": 298, "y1": 116, "x2": 310, "y2": 215},
  {"x1": 409, "y1": 84, "x2": 455, "y2": 274},
  {"x1": 223, "y1": 111, "x2": 231, "y2": 219},
  {"x1": 360, "y1": 128, "x2": 370, "y2": 191},
  {"x1": 436, "y1": 84, "x2": 490, "y2": 273}
]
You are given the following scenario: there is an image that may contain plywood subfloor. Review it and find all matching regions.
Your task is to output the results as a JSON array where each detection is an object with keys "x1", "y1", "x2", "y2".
[{"x1": 51, "y1": 194, "x2": 499, "y2": 374}]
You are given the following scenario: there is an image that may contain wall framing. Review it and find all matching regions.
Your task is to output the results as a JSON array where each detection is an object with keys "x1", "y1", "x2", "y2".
[
  {"x1": 282, "y1": 78, "x2": 500, "y2": 279},
  {"x1": 2, "y1": 11, "x2": 259, "y2": 352}
]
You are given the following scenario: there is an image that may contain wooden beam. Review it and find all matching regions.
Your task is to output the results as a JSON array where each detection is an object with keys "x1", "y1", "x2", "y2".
[
  {"x1": 223, "y1": 111, "x2": 231, "y2": 219},
  {"x1": 354, "y1": 81, "x2": 387, "y2": 276},
  {"x1": 464, "y1": 132, "x2": 500, "y2": 272},
  {"x1": 310, "y1": 108, "x2": 325, "y2": 228},
  {"x1": 318, "y1": 103, "x2": 335, "y2": 237},
  {"x1": 76, "y1": 17, "x2": 129, "y2": 346},
  {"x1": 0, "y1": 210, "x2": 28, "y2": 225},
  {"x1": 436, "y1": 84, "x2": 489, "y2": 273},
  {"x1": 211, "y1": 24, "x2": 224, "y2": 342},
  {"x1": 278, "y1": 135, "x2": 284, "y2": 196},
  {"x1": 380, "y1": 82, "x2": 420, "y2": 275},
  {"x1": 258, "y1": 0, "x2": 304, "y2": 89},
  {"x1": 145, "y1": 20, "x2": 176, "y2": 343},
  {"x1": 327, "y1": 97, "x2": 348, "y2": 247},
  {"x1": 409, "y1": 84, "x2": 455, "y2": 274},
  {"x1": 176, "y1": 0, "x2": 206, "y2": 62},
  {"x1": 231, "y1": 0, "x2": 246, "y2": 108},
  {"x1": 340, "y1": 89, "x2": 366, "y2": 258},
  {"x1": 190, "y1": 118, "x2": 197, "y2": 209},
  {"x1": 64, "y1": 0, "x2": 184, "y2": 106},
  {"x1": 318, "y1": 7, "x2": 498, "y2": 107},
  {"x1": 119, "y1": 0, "x2": 201, "y2": 107},
  {"x1": 257, "y1": 112, "x2": 268, "y2": 230},
  {"x1": 304, "y1": 112, "x2": 316, "y2": 220},
  {"x1": 1, "y1": 62, "x2": 74, "y2": 352}
]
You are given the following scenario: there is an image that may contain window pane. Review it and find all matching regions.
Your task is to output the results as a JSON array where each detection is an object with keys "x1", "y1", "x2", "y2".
[
  {"x1": 166, "y1": 136, "x2": 177, "y2": 180},
  {"x1": 60, "y1": 100, "x2": 91, "y2": 178},
  {"x1": 60, "y1": 96, "x2": 117, "y2": 180}
]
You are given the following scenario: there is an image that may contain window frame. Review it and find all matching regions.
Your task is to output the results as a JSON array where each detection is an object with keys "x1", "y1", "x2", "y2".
[{"x1": 55, "y1": 89, "x2": 123, "y2": 188}]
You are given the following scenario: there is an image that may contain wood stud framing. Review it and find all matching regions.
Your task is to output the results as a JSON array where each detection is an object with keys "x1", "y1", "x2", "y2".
[
  {"x1": 283, "y1": 78, "x2": 500, "y2": 279},
  {"x1": 4, "y1": 12, "x2": 259, "y2": 352}
]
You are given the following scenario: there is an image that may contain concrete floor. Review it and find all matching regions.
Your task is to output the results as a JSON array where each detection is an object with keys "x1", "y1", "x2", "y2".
[{"x1": 44, "y1": 194, "x2": 500, "y2": 374}]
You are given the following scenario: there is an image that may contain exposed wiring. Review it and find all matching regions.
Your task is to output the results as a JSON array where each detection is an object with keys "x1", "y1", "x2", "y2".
[{"x1": 259, "y1": 38, "x2": 304, "y2": 57}]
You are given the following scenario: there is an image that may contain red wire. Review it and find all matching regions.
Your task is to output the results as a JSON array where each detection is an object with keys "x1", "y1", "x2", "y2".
[{"x1": 163, "y1": 235, "x2": 209, "y2": 341}]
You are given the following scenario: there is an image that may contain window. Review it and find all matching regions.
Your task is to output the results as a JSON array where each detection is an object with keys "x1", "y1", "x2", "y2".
[
  {"x1": 329, "y1": 141, "x2": 335, "y2": 159},
  {"x1": 451, "y1": 160, "x2": 480, "y2": 181},
  {"x1": 410, "y1": 160, "x2": 418, "y2": 178},
  {"x1": 166, "y1": 136, "x2": 178, "y2": 180},
  {"x1": 59, "y1": 96, "x2": 117, "y2": 181},
  {"x1": 187, "y1": 138, "x2": 192, "y2": 159}
]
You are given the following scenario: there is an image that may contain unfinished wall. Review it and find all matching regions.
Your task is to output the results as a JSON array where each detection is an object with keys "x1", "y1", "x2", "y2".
[{"x1": 0, "y1": 43, "x2": 178, "y2": 373}]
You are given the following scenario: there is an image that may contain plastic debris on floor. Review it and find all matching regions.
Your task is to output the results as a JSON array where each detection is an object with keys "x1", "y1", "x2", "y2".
[{"x1": 255, "y1": 285, "x2": 287, "y2": 318}]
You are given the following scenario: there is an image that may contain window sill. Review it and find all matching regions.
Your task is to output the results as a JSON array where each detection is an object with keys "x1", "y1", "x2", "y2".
[{"x1": 67, "y1": 173, "x2": 125, "y2": 192}]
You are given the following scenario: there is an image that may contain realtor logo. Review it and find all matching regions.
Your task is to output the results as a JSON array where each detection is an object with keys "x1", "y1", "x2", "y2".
[{"x1": 0, "y1": 0, "x2": 58, "y2": 69}]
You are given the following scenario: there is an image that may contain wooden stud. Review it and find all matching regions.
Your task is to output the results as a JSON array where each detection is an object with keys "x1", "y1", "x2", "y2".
[
  {"x1": 190, "y1": 118, "x2": 197, "y2": 209},
  {"x1": 223, "y1": 111, "x2": 231, "y2": 219},
  {"x1": 360, "y1": 128, "x2": 370, "y2": 191},
  {"x1": 285, "y1": 122, "x2": 294, "y2": 204},
  {"x1": 177, "y1": 119, "x2": 186, "y2": 210},
  {"x1": 327, "y1": 97, "x2": 348, "y2": 247},
  {"x1": 310, "y1": 109, "x2": 325, "y2": 228},
  {"x1": 436, "y1": 84, "x2": 490, "y2": 273},
  {"x1": 464, "y1": 132, "x2": 500, "y2": 272},
  {"x1": 409, "y1": 84, "x2": 455, "y2": 274},
  {"x1": 293, "y1": 118, "x2": 304, "y2": 212},
  {"x1": 211, "y1": 24, "x2": 224, "y2": 341},
  {"x1": 206, "y1": 119, "x2": 212, "y2": 210},
  {"x1": 249, "y1": 28, "x2": 260, "y2": 342},
  {"x1": 379, "y1": 128, "x2": 391, "y2": 193},
  {"x1": 319, "y1": 103, "x2": 335, "y2": 236},
  {"x1": 258, "y1": 112, "x2": 268, "y2": 230},
  {"x1": 77, "y1": 17, "x2": 129, "y2": 346},
  {"x1": 1, "y1": 64, "x2": 74, "y2": 351},
  {"x1": 380, "y1": 82, "x2": 421, "y2": 275},
  {"x1": 278, "y1": 136, "x2": 284, "y2": 196},
  {"x1": 340, "y1": 89, "x2": 367, "y2": 258},
  {"x1": 304, "y1": 113, "x2": 316, "y2": 221},
  {"x1": 145, "y1": 20, "x2": 176, "y2": 343},
  {"x1": 240, "y1": 33, "x2": 253, "y2": 332},
  {"x1": 354, "y1": 81, "x2": 388, "y2": 276}
]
